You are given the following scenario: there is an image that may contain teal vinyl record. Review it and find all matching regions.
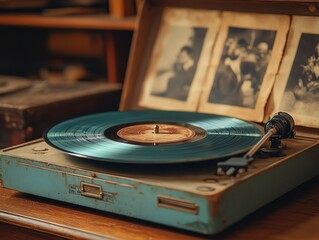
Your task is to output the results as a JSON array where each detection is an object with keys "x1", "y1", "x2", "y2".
[{"x1": 44, "y1": 111, "x2": 264, "y2": 164}]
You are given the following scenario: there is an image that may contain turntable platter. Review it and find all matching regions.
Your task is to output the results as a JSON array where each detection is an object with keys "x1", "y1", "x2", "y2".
[{"x1": 44, "y1": 111, "x2": 263, "y2": 164}]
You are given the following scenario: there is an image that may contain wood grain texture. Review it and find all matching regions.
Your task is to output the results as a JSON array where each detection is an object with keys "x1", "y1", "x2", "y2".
[
  {"x1": 0, "y1": 14, "x2": 136, "y2": 30},
  {"x1": 0, "y1": 176, "x2": 318, "y2": 240},
  {"x1": 149, "y1": 0, "x2": 319, "y2": 16},
  {"x1": 0, "y1": 222, "x2": 65, "y2": 240},
  {"x1": 0, "y1": 82, "x2": 122, "y2": 148},
  {"x1": 109, "y1": 0, "x2": 136, "y2": 17}
]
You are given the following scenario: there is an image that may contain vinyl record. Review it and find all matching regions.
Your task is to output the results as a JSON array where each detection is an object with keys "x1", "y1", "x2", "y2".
[{"x1": 44, "y1": 111, "x2": 263, "y2": 164}]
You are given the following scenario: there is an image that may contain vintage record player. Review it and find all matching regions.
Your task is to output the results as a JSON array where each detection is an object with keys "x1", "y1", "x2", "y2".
[{"x1": 1, "y1": 0, "x2": 319, "y2": 236}]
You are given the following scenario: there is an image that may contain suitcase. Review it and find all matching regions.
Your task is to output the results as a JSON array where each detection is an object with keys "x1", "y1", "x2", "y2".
[{"x1": 0, "y1": 79, "x2": 121, "y2": 148}]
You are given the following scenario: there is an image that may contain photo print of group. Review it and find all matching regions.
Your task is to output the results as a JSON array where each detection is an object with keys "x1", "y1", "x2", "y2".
[
  {"x1": 139, "y1": 9, "x2": 318, "y2": 127},
  {"x1": 207, "y1": 27, "x2": 276, "y2": 109}
]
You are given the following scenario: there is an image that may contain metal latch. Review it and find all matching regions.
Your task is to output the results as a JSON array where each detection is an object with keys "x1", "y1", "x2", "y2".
[{"x1": 80, "y1": 182, "x2": 103, "y2": 199}]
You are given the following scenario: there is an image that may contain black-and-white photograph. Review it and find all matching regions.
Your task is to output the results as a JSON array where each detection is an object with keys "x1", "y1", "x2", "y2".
[
  {"x1": 208, "y1": 27, "x2": 276, "y2": 108},
  {"x1": 150, "y1": 26, "x2": 207, "y2": 101},
  {"x1": 139, "y1": 8, "x2": 221, "y2": 111},
  {"x1": 199, "y1": 12, "x2": 290, "y2": 122},
  {"x1": 280, "y1": 33, "x2": 319, "y2": 116}
]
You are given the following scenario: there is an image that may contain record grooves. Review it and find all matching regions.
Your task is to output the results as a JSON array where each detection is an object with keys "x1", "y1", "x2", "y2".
[{"x1": 44, "y1": 111, "x2": 264, "y2": 164}]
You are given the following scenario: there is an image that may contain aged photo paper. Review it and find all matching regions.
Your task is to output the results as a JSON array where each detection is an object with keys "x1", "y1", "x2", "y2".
[
  {"x1": 270, "y1": 16, "x2": 319, "y2": 128},
  {"x1": 199, "y1": 12, "x2": 290, "y2": 122},
  {"x1": 138, "y1": 7, "x2": 221, "y2": 111}
]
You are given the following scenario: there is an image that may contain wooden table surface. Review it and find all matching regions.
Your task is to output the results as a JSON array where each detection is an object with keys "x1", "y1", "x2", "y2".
[{"x1": 0, "y1": 175, "x2": 319, "y2": 240}]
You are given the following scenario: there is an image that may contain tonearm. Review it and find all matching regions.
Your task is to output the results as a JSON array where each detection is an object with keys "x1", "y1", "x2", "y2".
[{"x1": 216, "y1": 112, "x2": 295, "y2": 176}]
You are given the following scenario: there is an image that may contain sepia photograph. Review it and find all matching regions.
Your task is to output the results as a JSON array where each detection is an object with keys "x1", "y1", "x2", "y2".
[
  {"x1": 150, "y1": 26, "x2": 206, "y2": 101},
  {"x1": 138, "y1": 8, "x2": 221, "y2": 111},
  {"x1": 199, "y1": 12, "x2": 290, "y2": 122},
  {"x1": 208, "y1": 27, "x2": 276, "y2": 108},
  {"x1": 271, "y1": 16, "x2": 319, "y2": 128}
]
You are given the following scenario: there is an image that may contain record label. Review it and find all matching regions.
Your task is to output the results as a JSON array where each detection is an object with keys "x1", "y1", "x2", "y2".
[
  {"x1": 117, "y1": 123, "x2": 196, "y2": 144},
  {"x1": 44, "y1": 111, "x2": 264, "y2": 164}
]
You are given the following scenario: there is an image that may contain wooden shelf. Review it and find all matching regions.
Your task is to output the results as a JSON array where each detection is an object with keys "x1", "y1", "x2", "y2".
[
  {"x1": 0, "y1": 12, "x2": 135, "y2": 83},
  {"x1": 0, "y1": 14, "x2": 136, "y2": 30}
]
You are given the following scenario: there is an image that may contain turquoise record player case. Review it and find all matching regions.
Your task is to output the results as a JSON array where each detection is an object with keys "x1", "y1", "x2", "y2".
[
  {"x1": 0, "y1": 137, "x2": 318, "y2": 234},
  {"x1": 1, "y1": 0, "x2": 319, "y2": 236}
]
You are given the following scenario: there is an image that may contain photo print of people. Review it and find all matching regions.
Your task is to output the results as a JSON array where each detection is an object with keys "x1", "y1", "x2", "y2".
[
  {"x1": 270, "y1": 16, "x2": 319, "y2": 128},
  {"x1": 199, "y1": 12, "x2": 290, "y2": 122},
  {"x1": 208, "y1": 27, "x2": 276, "y2": 108},
  {"x1": 139, "y1": 8, "x2": 221, "y2": 111}
]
